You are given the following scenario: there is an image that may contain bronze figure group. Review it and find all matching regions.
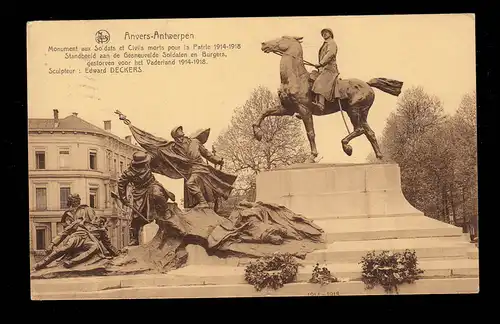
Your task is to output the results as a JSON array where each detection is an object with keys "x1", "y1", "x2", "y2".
[
  {"x1": 31, "y1": 28, "x2": 403, "y2": 274},
  {"x1": 32, "y1": 194, "x2": 120, "y2": 271}
]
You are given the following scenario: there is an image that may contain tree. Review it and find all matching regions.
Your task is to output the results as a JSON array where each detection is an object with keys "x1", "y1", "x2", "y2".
[
  {"x1": 368, "y1": 86, "x2": 449, "y2": 220},
  {"x1": 366, "y1": 87, "x2": 478, "y2": 227},
  {"x1": 214, "y1": 86, "x2": 309, "y2": 201},
  {"x1": 448, "y1": 91, "x2": 478, "y2": 222}
]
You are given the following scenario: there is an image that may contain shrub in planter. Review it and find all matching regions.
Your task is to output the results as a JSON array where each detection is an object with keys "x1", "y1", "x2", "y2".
[
  {"x1": 309, "y1": 263, "x2": 339, "y2": 286},
  {"x1": 359, "y1": 249, "x2": 424, "y2": 294},
  {"x1": 244, "y1": 253, "x2": 300, "y2": 291}
]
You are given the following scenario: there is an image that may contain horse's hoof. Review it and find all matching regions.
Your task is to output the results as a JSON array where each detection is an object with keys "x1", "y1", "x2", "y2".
[
  {"x1": 342, "y1": 144, "x2": 353, "y2": 156},
  {"x1": 305, "y1": 155, "x2": 317, "y2": 163},
  {"x1": 252, "y1": 125, "x2": 263, "y2": 141}
]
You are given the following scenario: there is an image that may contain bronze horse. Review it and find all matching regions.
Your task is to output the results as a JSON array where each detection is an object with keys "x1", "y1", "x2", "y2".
[{"x1": 252, "y1": 36, "x2": 404, "y2": 163}]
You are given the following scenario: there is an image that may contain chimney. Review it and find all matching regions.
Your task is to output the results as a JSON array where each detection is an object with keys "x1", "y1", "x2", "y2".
[
  {"x1": 104, "y1": 120, "x2": 111, "y2": 131},
  {"x1": 125, "y1": 135, "x2": 132, "y2": 142},
  {"x1": 53, "y1": 109, "x2": 59, "y2": 127},
  {"x1": 72, "y1": 112, "x2": 78, "y2": 117}
]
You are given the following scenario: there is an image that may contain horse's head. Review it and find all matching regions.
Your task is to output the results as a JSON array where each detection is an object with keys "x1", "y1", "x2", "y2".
[{"x1": 261, "y1": 36, "x2": 303, "y2": 54}]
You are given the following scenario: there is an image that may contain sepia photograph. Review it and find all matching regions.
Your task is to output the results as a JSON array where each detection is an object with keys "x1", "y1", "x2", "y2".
[{"x1": 27, "y1": 14, "x2": 478, "y2": 299}]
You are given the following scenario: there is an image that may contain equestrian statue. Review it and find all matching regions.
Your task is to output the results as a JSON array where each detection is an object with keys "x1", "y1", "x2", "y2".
[{"x1": 252, "y1": 29, "x2": 404, "y2": 163}]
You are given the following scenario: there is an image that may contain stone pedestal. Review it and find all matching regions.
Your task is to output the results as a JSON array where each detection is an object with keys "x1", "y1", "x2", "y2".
[{"x1": 256, "y1": 163, "x2": 422, "y2": 220}]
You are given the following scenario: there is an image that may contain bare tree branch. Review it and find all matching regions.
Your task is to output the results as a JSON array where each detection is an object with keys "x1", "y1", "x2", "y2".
[{"x1": 214, "y1": 86, "x2": 309, "y2": 202}]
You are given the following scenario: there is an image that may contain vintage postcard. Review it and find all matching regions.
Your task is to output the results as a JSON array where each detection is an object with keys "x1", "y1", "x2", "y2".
[{"x1": 27, "y1": 14, "x2": 478, "y2": 300}]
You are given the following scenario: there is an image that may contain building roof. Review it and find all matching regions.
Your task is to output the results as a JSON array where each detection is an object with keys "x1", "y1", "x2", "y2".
[
  {"x1": 28, "y1": 113, "x2": 139, "y2": 148},
  {"x1": 28, "y1": 114, "x2": 104, "y2": 133}
]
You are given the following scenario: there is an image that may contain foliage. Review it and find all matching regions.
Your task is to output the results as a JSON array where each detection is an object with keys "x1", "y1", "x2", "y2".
[
  {"x1": 359, "y1": 250, "x2": 424, "y2": 294},
  {"x1": 309, "y1": 263, "x2": 339, "y2": 286},
  {"x1": 244, "y1": 253, "x2": 301, "y2": 291},
  {"x1": 367, "y1": 87, "x2": 477, "y2": 227},
  {"x1": 214, "y1": 86, "x2": 309, "y2": 201}
]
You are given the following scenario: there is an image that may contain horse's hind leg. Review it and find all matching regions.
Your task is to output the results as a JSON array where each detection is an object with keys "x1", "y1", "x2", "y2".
[
  {"x1": 357, "y1": 97, "x2": 383, "y2": 159},
  {"x1": 340, "y1": 104, "x2": 365, "y2": 156},
  {"x1": 252, "y1": 105, "x2": 291, "y2": 141},
  {"x1": 362, "y1": 121, "x2": 383, "y2": 159}
]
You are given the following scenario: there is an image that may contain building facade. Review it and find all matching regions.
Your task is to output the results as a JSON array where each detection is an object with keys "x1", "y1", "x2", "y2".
[{"x1": 28, "y1": 110, "x2": 143, "y2": 259}]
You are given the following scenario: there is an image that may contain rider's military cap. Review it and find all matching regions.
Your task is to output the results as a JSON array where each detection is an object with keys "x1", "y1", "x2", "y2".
[{"x1": 321, "y1": 28, "x2": 334, "y2": 37}]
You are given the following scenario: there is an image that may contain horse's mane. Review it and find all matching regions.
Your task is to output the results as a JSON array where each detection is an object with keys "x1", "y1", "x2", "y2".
[
  {"x1": 283, "y1": 35, "x2": 303, "y2": 43},
  {"x1": 278, "y1": 36, "x2": 310, "y2": 97}
]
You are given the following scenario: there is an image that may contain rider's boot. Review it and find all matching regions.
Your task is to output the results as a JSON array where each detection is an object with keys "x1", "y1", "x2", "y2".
[{"x1": 315, "y1": 95, "x2": 326, "y2": 112}]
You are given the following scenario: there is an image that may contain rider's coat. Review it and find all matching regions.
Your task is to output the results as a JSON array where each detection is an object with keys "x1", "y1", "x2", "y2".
[{"x1": 312, "y1": 37, "x2": 340, "y2": 101}]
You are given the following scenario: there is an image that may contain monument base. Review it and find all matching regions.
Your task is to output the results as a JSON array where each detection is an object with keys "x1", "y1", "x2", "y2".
[{"x1": 31, "y1": 163, "x2": 479, "y2": 298}]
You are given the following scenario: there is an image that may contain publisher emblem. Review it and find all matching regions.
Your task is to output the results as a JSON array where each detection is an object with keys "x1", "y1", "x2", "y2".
[{"x1": 95, "y1": 30, "x2": 110, "y2": 44}]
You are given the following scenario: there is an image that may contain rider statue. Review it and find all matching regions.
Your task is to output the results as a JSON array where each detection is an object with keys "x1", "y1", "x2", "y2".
[{"x1": 312, "y1": 28, "x2": 340, "y2": 112}]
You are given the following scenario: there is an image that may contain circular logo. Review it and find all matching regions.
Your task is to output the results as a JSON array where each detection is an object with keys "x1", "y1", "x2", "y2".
[{"x1": 95, "y1": 30, "x2": 110, "y2": 44}]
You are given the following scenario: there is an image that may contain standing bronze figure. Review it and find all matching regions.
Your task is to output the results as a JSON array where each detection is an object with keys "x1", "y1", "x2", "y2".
[{"x1": 117, "y1": 151, "x2": 176, "y2": 246}]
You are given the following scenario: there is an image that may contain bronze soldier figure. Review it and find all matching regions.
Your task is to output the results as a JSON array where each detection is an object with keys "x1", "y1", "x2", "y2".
[
  {"x1": 312, "y1": 28, "x2": 340, "y2": 111},
  {"x1": 170, "y1": 126, "x2": 225, "y2": 209},
  {"x1": 46, "y1": 193, "x2": 81, "y2": 253},
  {"x1": 32, "y1": 203, "x2": 119, "y2": 271},
  {"x1": 117, "y1": 151, "x2": 176, "y2": 246},
  {"x1": 113, "y1": 111, "x2": 237, "y2": 212}
]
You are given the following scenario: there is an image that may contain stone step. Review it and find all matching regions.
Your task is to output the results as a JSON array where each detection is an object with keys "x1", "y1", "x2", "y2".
[
  {"x1": 164, "y1": 259, "x2": 479, "y2": 286},
  {"x1": 305, "y1": 237, "x2": 471, "y2": 263},
  {"x1": 31, "y1": 277, "x2": 479, "y2": 299},
  {"x1": 308, "y1": 212, "x2": 424, "y2": 221},
  {"x1": 314, "y1": 215, "x2": 463, "y2": 243},
  {"x1": 467, "y1": 248, "x2": 479, "y2": 259},
  {"x1": 30, "y1": 257, "x2": 478, "y2": 295}
]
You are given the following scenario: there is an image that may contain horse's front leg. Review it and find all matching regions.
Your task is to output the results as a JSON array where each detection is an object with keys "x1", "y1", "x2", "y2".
[
  {"x1": 252, "y1": 105, "x2": 290, "y2": 141},
  {"x1": 297, "y1": 105, "x2": 318, "y2": 163}
]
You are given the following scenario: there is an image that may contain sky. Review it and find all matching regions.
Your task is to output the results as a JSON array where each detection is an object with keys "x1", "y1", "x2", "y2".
[{"x1": 27, "y1": 14, "x2": 476, "y2": 201}]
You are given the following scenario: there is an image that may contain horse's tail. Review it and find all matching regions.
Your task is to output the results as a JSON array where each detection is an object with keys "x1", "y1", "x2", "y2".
[{"x1": 367, "y1": 78, "x2": 404, "y2": 96}]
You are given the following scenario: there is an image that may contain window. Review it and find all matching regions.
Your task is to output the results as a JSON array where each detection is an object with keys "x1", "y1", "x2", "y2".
[
  {"x1": 89, "y1": 188, "x2": 98, "y2": 208},
  {"x1": 35, "y1": 228, "x2": 46, "y2": 250},
  {"x1": 120, "y1": 161, "x2": 123, "y2": 173},
  {"x1": 60, "y1": 187, "x2": 71, "y2": 209},
  {"x1": 35, "y1": 187, "x2": 47, "y2": 210},
  {"x1": 113, "y1": 158, "x2": 117, "y2": 172},
  {"x1": 89, "y1": 150, "x2": 97, "y2": 170},
  {"x1": 59, "y1": 149, "x2": 70, "y2": 168},
  {"x1": 35, "y1": 151, "x2": 45, "y2": 169},
  {"x1": 104, "y1": 184, "x2": 109, "y2": 208},
  {"x1": 107, "y1": 151, "x2": 112, "y2": 171}
]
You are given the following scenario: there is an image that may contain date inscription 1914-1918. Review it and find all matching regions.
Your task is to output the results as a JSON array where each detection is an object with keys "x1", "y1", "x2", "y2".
[{"x1": 307, "y1": 291, "x2": 340, "y2": 296}]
